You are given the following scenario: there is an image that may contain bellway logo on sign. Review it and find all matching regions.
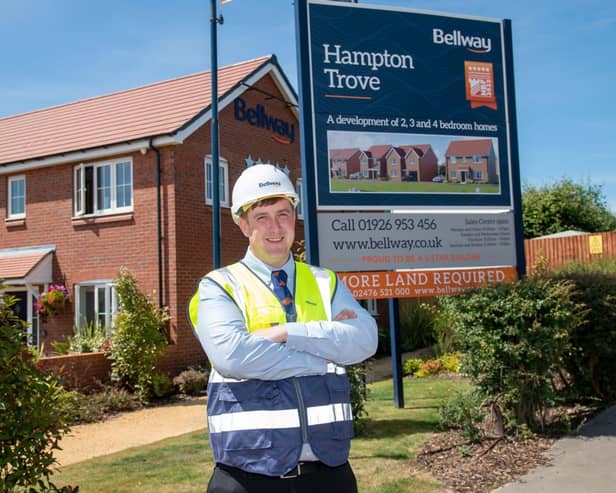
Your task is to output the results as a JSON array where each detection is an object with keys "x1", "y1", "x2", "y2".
[
  {"x1": 432, "y1": 28, "x2": 492, "y2": 53},
  {"x1": 234, "y1": 97, "x2": 295, "y2": 144}
]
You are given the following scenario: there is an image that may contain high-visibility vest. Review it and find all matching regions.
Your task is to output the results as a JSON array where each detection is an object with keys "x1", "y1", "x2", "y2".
[{"x1": 189, "y1": 261, "x2": 354, "y2": 476}]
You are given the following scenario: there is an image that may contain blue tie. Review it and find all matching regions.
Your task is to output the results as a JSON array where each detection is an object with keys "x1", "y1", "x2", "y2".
[{"x1": 271, "y1": 269, "x2": 296, "y2": 322}]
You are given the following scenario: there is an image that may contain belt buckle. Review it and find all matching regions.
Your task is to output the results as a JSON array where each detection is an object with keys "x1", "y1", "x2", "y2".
[{"x1": 280, "y1": 463, "x2": 301, "y2": 479}]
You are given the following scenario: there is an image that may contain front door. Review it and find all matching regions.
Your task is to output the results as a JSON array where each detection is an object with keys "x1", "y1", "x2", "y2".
[{"x1": 7, "y1": 289, "x2": 39, "y2": 347}]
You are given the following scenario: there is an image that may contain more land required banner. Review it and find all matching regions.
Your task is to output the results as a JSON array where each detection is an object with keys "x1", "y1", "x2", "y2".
[
  {"x1": 298, "y1": 0, "x2": 517, "y2": 210},
  {"x1": 338, "y1": 267, "x2": 518, "y2": 300}
]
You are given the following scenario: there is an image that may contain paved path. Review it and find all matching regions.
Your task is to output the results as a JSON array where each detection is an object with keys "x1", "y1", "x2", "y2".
[
  {"x1": 496, "y1": 405, "x2": 616, "y2": 493},
  {"x1": 55, "y1": 396, "x2": 207, "y2": 466}
]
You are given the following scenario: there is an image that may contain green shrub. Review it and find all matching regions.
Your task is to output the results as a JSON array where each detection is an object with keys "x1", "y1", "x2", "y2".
[
  {"x1": 151, "y1": 371, "x2": 175, "y2": 399},
  {"x1": 377, "y1": 301, "x2": 437, "y2": 356},
  {"x1": 399, "y1": 300, "x2": 436, "y2": 350},
  {"x1": 552, "y1": 261, "x2": 616, "y2": 401},
  {"x1": 438, "y1": 277, "x2": 583, "y2": 431},
  {"x1": 346, "y1": 363, "x2": 369, "y2": 435},
  {"x1": 402, "y1": 357, "x2": 424, "y2": 376},
  {"x1": 0, "y1": 290, "x2": 71, "y2": 491},
  {"x1": 52, "y1": 321, "x2": 107, "y2": 355},
  {"x1": 438, "y1": 390, "x2": 485, "y2": 442},
  {"x1": 109, "y1": 268, "x2": 169, "y2": 402},
  {"x1": 415, "y1": 359, "x2": 445, "y2": 378},
  {"x1": 439, "y1": 352, "x2": 462, "y2": 373},
  {"x1": 173, "y1": 367, "x2": 209, "y2": 396},
  {"x1": 433, "y1": 299, "x2": 463, "y2": 355},
  {"x1": 63, "y1": 386, "x2": 140, "y2": 424}
]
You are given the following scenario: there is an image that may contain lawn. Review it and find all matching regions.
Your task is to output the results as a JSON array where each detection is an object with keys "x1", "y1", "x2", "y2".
[
  {"x1": 53, "y1": 376, "x2": 469, "y2": 493},
  {"x1": 331, "y1": 179, "x2": 500, "y2": 194}
]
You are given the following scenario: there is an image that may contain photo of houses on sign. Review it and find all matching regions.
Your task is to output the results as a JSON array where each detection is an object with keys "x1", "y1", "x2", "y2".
[{"x1": 327, "y1": 131, "x2": 500, "y2": 195}]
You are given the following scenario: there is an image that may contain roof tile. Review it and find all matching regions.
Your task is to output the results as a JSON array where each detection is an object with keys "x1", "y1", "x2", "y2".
[{"x1": 0, "y1": 56, "x2": 271, "y2": 165}]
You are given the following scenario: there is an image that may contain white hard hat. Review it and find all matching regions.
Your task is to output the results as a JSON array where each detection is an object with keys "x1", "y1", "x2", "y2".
[{"x1": 231, "y1": 164, "x2": 299, "y2": 223}]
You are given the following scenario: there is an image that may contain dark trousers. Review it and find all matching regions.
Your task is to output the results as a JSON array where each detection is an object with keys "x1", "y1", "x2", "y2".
[{"x1": 206, "y1": 461, "x2": 358, "y2": 493}]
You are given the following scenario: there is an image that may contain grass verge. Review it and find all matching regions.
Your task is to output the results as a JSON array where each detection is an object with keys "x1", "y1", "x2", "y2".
[{"x1": 53, "y1": 376, "x2": 469, "y2": 492}]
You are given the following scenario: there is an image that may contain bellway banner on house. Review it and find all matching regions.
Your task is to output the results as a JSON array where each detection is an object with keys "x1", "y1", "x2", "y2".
[{"x1": 299, "y1": 0, "x2": 516, "y2": 210}]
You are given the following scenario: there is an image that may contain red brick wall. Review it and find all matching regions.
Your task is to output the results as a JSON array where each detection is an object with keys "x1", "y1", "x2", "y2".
[
  {"x1": 1, "y1": 71, "x2": 303, "y2": 376},
  {"x1": 36, "y1": 352, "x2": 111, "y2": 390},
  {"x1": 166, "y1": 73, "x2": 304, "y2": 374},
  {"x1": 1, "y1": 151, "x2": 167, "y2": 350}
]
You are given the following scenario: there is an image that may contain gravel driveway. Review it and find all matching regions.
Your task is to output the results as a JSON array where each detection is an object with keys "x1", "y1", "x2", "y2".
[{"x1": 55, "y1": 396, "x2": 207, "y2": 467}]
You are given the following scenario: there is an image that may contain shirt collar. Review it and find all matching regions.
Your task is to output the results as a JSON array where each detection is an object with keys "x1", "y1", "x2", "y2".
[{"x1": 242, "y1": 248, "x2": 296, "y2": 287}]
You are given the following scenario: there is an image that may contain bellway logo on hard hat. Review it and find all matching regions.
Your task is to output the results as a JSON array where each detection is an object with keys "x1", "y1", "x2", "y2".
[{"x1": 259, "y1": 181, "x2": 281, "y2": 188}]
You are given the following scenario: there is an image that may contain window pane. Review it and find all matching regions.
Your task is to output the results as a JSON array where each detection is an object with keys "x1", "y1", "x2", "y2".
[
  {"x1": 96, "y1": 165, "x2": 112, "y2": 210},
  {"x1": 219, "y1": 165, "x2": 225, "y2": 202},
  {"x1": 75, "y1": 167, "x2": 83, "y2": 214},
  {"x1": 115, "y1": 162, "x2": 132, "y2": 208},
  {"x1": 206, "y1": 162, "x2": 212, "y2": 200},
  {"x1": 85, "y1": 166, "x2": 94, "y2": 214},
  {"x1": 79, "y1": 285, "x2": 96, "y2": 327},
  {"x1": 10, "y1": 178, "x2": 25, "y2": 215}
]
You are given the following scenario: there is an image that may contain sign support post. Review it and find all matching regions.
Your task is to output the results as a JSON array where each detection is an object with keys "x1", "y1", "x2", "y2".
[{"x1": 388, "y1": 298, "x2": 404, "y2": 408}]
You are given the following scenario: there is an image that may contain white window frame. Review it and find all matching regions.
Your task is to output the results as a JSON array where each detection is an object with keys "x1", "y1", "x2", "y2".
[
  {"x1": 450, "y1": 156, "x2": 457, "y2": 164},
  {"x1": 474, "y1": 170, "x2": 483, "y2": 180},
  {"x1": 74, "y1": 280, "x2": 118, "y2": 333},
  {"x1": 473, "y1": 155, "x2": 482, "y2": 164},
  {"x1": 8, "y1": 175, "x2": 26, "y2": 219},
  {"x1": 295, "y1": 179, "x2": 304, "y2": 220},
  {"x1": 74, "y1": 158, "x2": 133, "y2": 217},
  {"x1": 205, "y1": 156, "x2": 229, "y2": 207}
]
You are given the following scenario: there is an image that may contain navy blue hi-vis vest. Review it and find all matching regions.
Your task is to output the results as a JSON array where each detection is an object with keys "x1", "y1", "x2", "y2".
[{"x1": 202, "y1": 262, "x2": 354, "y2": 476}]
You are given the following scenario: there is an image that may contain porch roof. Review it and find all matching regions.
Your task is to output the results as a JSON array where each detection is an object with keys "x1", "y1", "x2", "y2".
[{"x1": 0, "y1": 246, "x2": 55, "y2": 285}]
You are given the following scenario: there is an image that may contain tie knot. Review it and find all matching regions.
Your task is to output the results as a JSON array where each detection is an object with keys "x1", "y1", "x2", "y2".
[{"x1": 271, "y1": 269, "x2": 288, "y2": 286}]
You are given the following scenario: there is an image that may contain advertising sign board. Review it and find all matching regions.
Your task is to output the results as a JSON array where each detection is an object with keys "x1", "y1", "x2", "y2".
[{"x1": 298, "y1": 0, "x2": 518, "y2": 211}]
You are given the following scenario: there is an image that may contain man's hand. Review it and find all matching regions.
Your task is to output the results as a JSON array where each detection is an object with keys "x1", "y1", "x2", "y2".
[{"x1": 334, "y1": 309, "x2": 357, "y2": 321}]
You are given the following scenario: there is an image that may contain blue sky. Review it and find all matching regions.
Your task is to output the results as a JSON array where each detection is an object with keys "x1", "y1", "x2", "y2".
[{"x1": 2, "y1": 0, "x2": 615, "y2": 209}]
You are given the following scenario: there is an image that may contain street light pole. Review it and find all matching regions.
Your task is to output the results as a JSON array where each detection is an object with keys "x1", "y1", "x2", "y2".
[{"x1": 210, "y1": 0, "x2": 223, "y2": 269}]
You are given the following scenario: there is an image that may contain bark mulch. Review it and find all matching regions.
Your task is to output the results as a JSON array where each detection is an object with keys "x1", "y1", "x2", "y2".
[{"x1": 416, "y1": 430, "x2": 555, "y2": 492}]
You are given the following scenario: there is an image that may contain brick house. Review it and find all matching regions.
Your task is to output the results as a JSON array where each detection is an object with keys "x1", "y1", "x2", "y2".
[
  {"x1": 0, "y1": 55, "x2": 304, "y2": 374},
  {"x1": 445, "y1": 139, "x2": 498, "y2": 184},
  {"x1": 367, "y1": 145, "x2": 405, "y2": 182},
  {"x1": 329, "y1": 148, "x2": 367, "y2": 178},
  {"x1": 398, "y1": 144, "x2": 438, "y2": 182}
]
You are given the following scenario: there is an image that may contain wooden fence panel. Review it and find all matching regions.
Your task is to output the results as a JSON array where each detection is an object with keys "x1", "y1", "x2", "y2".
[{"x1": 524, "y1": 231, "x2": 616, "y2": 274}]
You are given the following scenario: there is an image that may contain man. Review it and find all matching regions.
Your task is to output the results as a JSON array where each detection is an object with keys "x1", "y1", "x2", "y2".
[{"x1": 189, "y1": 164, "x2": 377, "y2": 493}]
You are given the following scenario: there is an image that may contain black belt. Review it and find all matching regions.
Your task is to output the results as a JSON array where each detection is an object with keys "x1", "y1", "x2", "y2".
[{"x1": 217, "y1": 461, "x2": 328, "y2": 480}]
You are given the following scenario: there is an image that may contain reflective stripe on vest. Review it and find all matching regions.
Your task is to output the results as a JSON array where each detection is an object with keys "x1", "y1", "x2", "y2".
[{"x1": 208, "y1": 402, "x2": 353, "y2": 433}]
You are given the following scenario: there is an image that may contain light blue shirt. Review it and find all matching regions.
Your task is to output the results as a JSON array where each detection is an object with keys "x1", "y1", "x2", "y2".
[{"x1": 196, "y1": 248, "x2": 378, "y2": 381}]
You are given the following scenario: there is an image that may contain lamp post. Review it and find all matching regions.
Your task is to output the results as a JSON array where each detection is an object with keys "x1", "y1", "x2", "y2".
[{"x1": 210, "y1": 0, "x2": 223, "y2": 269}]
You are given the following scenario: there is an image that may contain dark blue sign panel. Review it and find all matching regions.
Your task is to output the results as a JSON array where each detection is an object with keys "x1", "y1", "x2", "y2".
[{"x1": 298, "y1": 0, "x2": 517, "y2": 209}]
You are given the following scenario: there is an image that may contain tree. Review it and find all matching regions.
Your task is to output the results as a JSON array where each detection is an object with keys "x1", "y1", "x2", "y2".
[
  {"x1": 0, "y1": 290, "x2": 71, "y2": 491},
  {"x1": 522, "y1": 178, "x2": 616, "y2": 239},
  {"x1": 109, "y1": 268, "x2": 169, "y2": 402}
]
